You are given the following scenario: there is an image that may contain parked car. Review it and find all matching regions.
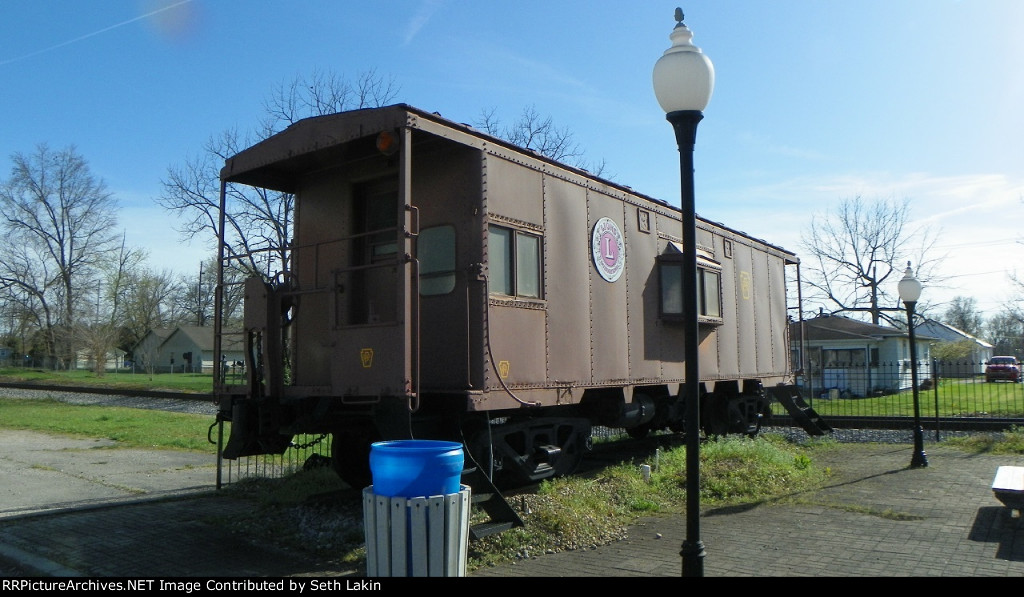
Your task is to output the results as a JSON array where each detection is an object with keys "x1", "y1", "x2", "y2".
[{"x1": 985, "y1": 356, "x2": 1021, "y2": 383}]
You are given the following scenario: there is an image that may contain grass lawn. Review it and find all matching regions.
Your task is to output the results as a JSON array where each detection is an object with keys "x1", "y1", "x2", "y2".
[{"x1": 0, "y1": 366, "x2": 214, "y2": 394}]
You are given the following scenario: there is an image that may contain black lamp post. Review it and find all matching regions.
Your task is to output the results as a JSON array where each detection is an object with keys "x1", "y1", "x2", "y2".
[
  {"x1": 897, "y1": 262, "x2": 928, "y2": 468},
  {"x1": 652, "y1": 7, "x2": 714, "y2": 577}
]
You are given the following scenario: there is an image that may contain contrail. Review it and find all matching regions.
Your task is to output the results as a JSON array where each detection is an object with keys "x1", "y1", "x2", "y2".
[{"x1": 1, "y1": 0, "x2": 193, "y2": 66}]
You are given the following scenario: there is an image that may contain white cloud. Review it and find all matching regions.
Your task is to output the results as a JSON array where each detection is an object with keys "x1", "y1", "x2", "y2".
[
  {"x1": 701, "y1": 170, "x2": 1024, "y2": 317},
  {"x1": 402, "y1": 0, "x2": 447, "y2": 46}
]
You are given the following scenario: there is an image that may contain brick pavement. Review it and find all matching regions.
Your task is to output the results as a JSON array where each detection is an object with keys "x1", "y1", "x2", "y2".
[
  {"x1": 471, "y1": 443, "x2": 1024, "y2": 577},
  {"x1": 0, "y1": 439, "x2": 1021, "y2": 578}
]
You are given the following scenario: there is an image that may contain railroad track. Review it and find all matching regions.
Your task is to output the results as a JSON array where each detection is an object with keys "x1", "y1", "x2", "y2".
[{"x1": 0, "y1": 383, "x2": 216, "y2": 415}]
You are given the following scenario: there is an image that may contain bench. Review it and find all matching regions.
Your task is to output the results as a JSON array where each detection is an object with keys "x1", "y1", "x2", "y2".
[{"x1": 992, "y1": 466, "x2": 1024, "y2": 517}]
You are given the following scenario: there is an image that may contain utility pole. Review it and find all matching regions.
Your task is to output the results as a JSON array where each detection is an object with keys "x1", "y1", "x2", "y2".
[{"x1": 198, "y1": 261, "x2": 203, "y2": 326}]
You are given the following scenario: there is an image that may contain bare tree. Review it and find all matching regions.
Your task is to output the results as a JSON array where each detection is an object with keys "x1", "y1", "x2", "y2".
[
  {"x1": 159, "y1": 70, "x2": 614, "y2": 289},
  {"x1": 260, "y1": 68, "x2": 399, "y2": 135},
  {"x1": 1001, "y1": 272, "x2": 1024, "y2": 335},
  {"x1": 940, "y1": 296, "x2": 985, "y2": 337},
  {"x1": 120, "y1": 268, "x2": 179, "y2": 347},
  {"x1": 0, "y1": 271, "x2": 49, "y2": 366},
  {"x1": 986, "y1": 310, "x2": 1023, "y2": 356},
  {"x1": 799, "y1": 195, "x2": 945, "y2": 326},
  {"x1": 0, "y1": 291, "x2": 38, "y2": 364},
  {"x1": 170, "y1": 257, "x2": 245, "y2": 327},
  {"x1": 157, "y1": 70, "x2": 400, "y2": 282},
  {"x1": 72, "y1": 234, "x2": 148, "y2": 376},
  {"x1": 159, "y1": 131, "x2": 287, "y2": 278},
  {"x1": 180, "y1": 260, "x2": 215, "y2": 327},
  {"x1": 474, "y1": 105, "x2": 607, "y2": 177},
  {"x1": 73, "y1": 322, "x2": 119, "y2": 376},
  {"x1": 0, "y1": 244, "x2": 57, "y2": 360},
  {"x1": 0, "y1": 144, "x2": 120, "y2": 366}
]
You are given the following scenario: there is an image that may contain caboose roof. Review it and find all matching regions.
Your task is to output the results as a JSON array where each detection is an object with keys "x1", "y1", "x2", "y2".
[{"x1": 221, "y1": 103, "x2": 797, "y2": 262}]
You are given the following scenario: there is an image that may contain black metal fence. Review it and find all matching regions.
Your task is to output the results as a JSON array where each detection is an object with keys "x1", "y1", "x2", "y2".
[
  {"x1": 777, "y1": 359, "x2": 1024, "y2": 432},
  {"x1": 216, "y1": 431, "x2": 333, "y2": 488},
  {"x1": 218, "y1": 360, "x2": 1024, "y2": 486}
]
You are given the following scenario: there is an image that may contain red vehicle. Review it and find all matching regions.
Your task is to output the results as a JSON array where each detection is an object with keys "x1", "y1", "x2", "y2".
[{"x1": 985, "y1": 356, "x2": 1021, "y2": 383}]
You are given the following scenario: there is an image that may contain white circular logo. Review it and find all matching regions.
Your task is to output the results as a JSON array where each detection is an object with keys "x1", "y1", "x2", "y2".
[{"x1": 592, "y1": 217, "x2": 624, "y2": 282}]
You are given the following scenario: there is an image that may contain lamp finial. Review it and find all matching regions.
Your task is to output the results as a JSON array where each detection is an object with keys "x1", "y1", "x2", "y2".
[{"x1": 674, "y1": 7, "x2": 684, "y2": 25}]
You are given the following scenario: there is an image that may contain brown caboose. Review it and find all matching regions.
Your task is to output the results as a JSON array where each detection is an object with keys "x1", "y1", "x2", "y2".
[{"x1": 214, "y1": 104, "x2": 798, "y2": 492}]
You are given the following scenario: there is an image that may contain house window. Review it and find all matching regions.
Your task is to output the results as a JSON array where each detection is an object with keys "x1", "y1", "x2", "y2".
[
  {"x1": 821, "y1": 348, "x2": 867, "y2": 367},
  {"x1": 419, "y1": 225, "x2": 456, "y2": 296},
  {"x1": 657, "y1": 244, "x2": 722, "y2": 323},
  {"x1": 488, "y1": 225, "x2": 542, "y2": 298}
]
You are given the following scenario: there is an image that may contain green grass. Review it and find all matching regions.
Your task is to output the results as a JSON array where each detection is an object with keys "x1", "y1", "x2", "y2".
[
  {"x1": 467, "y1": 433, "x2": 834, "y2": 568},
  {"x1": 0, "y1": 367, "x2": 215, "y2": 394},
  {"x1": 944, "y1": 425, "x2": 1024, "y2": 454},
  {"x1": 772, "y1": 378, "x2": 1024, "y2": 418},
  {"x1": 215, "y1": 431, "x2": 844, "y2": 572},
  {"x1": 0, "y1": 397, "x2": 217, "y2": 452}
]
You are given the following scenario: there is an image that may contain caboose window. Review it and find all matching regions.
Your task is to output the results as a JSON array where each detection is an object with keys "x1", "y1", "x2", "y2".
[
  {"x1": 489, "y1": 227, "x2": 513, "y2": 294},
  {"x1": 660, "y1": 264, "x2": 683, "y2": 315},
  {"x1": 659, "y1": 264, "x2": 722, "y2": 320},
  {"x1": 349, "y1": 179, "x2": 399, "y2": 324},
  {"x1": 701, "y1": 269, "x2": 721, "y2": 317},
  {"x1": 488, "y1": 225, "x2": 542, "y2": 299},
  {"x1": 354, "y1": 180, "x2": 399, "y2": 263},
  {"x1": 516, "y1": 233, "x2": 541, "y2": 298},
  {"x1": 419, "y1": 225, "x2": 456, "y2": 296},
  {"x1": 658, "y1": 243, "x2": 722, "y2": 323}
]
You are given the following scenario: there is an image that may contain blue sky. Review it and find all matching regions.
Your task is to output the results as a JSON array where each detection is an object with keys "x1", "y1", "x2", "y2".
[{"x1": 2, "y1": 0, "x2": 1023, "y2": 319}]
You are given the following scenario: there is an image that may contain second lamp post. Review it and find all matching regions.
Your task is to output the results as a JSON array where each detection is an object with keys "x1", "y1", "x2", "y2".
[{"x1": 897, "y1": 263, "x2": 928, "y2": 468}]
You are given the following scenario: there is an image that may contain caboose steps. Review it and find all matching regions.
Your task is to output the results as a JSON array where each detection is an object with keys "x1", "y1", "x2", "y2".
[
  {"x1": 461, "y1": 466, "x2": 525, "y2": 540},
  {"x1": 768, "y1": 385, "x2": 833, "y2": 436}
]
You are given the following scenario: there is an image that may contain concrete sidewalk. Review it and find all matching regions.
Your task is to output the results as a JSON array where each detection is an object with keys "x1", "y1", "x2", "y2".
[
  {"x1": 0, "y1": 429, "x2": 1022, "y2": 577},
  {"x1": 0, "y1": 429, "x2": 217, "y2": 519}
]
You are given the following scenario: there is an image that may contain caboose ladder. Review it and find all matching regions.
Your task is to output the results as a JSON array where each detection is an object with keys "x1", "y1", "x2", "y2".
[
  {"x1": 461, "y1": 466, "x2": 525, "y2": 540},
  {"x1": 767, "y1": 385, "x2": 833, "y2": 436}
]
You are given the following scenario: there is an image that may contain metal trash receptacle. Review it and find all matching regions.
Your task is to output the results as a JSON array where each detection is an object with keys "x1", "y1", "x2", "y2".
[{"x1": 362, "y1": 484, "x2": 471, "y2": 577}]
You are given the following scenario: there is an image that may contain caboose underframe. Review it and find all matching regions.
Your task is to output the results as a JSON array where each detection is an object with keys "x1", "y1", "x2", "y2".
[{"x1": 214, "y1": 104, "x2": 797, "y2": 489}]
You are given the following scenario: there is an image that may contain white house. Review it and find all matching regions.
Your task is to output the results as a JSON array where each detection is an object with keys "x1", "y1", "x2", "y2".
[
  {"x1": 913, "y1": 319, "x2": 993, "y2": 377},
  {"x1": 130, "y1": 328, "x2": 174, "y2": 372},
  {"x1": 790, "y1": 313, "x2": 938, "y2": 398},
  {"x1": 75, "y1": 347, "x2": 127, "y2": 371},
  {"x1": 130, "y1": 326, "x2": 244, "y2": 374}
]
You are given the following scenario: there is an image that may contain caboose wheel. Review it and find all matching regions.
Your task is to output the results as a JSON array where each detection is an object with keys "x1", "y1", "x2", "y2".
[
  {"x1": 460, "y1": 417, "x2": 591, "y2": 488},
  {"x1": 745, "y1": 415, "x2": 763, "y2": 438},
  {"x1": 330, "y1": 427, "x2": 379, "y2": 489},
  {"x1": 702, "y1": 397, "x2": 731, "y2": 437}
]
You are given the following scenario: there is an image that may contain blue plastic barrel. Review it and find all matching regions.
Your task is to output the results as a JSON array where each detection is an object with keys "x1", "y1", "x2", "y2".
[{"x1": 369, "y1": 440, "x2": 464, "y2": 498}]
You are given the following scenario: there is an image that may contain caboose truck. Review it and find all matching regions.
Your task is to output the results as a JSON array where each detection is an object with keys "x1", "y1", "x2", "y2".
[{"x1": 213, "y1": 104, "x2": 798, "y2": 518}]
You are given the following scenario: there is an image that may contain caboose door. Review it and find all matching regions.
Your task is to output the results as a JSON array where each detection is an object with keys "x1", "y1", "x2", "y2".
[{"x1": 323, "y1": 164, "x2": 417, "y2": 400}]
